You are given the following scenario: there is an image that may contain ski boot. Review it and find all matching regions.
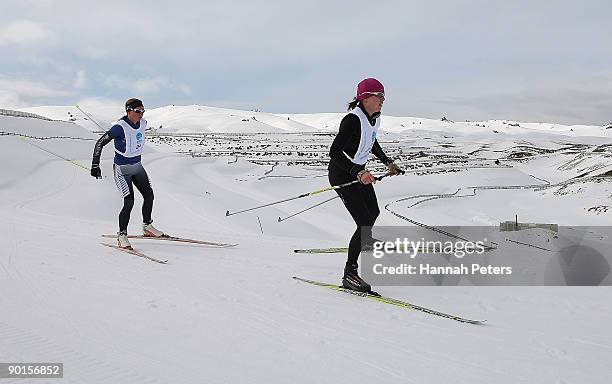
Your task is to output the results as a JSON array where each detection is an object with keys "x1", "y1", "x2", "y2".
[
  {"x1": 143, "y1": 221, "x2": 165, "y2": 237},
  {"x1": 342, "y1": 263, "x2": 372, "y2": 293},
  {"x1": 117, "y1": 230, "x2": 132, "y2": 249}
]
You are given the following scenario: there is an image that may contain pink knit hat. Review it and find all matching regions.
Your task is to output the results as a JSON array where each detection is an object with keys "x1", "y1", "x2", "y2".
[{"x1": 356, "y1": 78, "x2": 385, "y2": 101}]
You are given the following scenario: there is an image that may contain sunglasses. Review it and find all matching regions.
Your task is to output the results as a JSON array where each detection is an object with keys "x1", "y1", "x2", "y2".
[
  {"x1": 364, "y1": 92, "x2": 385, "y2": 99},
  {"x1": 128, "y1": 107, "x2": 145, "y2": 114},
  {"x1": 359, "y1": 91, "x2": 385, "y2": 99}
]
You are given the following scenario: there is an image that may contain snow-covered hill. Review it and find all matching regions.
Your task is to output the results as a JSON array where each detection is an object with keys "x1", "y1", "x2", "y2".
[
  {"x1": 21, "y1": 104, "x2": 612, "y2": 137},
  {"x1": 1, "y1": 108, "x2": 611, "y2": 383}
]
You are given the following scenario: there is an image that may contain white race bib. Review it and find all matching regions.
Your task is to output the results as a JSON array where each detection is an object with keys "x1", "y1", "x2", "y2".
[
  {"x1": 343, "y1": 108, "x2": 380, "y2": 165},
  {"x1": 114, "y1": 118, "x2": 147, "y2": 158}
]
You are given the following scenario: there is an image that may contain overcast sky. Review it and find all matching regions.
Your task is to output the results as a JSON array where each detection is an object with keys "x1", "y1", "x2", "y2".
[{"x1": 1, "y1": 0, "x2": 611, "y2": 124}]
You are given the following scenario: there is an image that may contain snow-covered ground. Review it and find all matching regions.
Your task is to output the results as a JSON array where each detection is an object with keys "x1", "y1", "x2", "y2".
[{"x1": 1, "y1": 105, "x2": 611, "y2": 383}]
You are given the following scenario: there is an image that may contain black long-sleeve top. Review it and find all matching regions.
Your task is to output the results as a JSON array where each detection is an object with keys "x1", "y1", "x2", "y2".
[{"x1": 328, "y1": 103, "x2": 391, "y2": 177}]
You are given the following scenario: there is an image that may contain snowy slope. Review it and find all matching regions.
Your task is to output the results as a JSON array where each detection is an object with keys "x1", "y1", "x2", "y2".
[
  {"x1": 22, "y1": 103, "x2": 612, "y2": 138},
  {"x1": 22, "y1": 105, "x2": 119, "y2": 133},
  {"x1": 22, "y1": 104, "x2": 320, "y2": 134},
  {"x1": 1, "y1": 112, "x2": 611, "y2": 383},
  {"x1": 143, "y1": 105, "x2": 318, "y2": 133}
]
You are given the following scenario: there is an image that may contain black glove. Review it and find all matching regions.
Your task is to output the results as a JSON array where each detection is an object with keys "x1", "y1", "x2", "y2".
[
  {"x1": 387, "y1": 162, "x2": 404, "y2": 176},
  {"x1": 91, "y1": 164, "x2": 102, "y2": 179}
]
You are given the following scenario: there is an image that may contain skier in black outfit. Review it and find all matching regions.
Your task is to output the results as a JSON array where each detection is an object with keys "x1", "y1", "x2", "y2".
[{"x1": 328, "y1": 78, "x2": 403, "y2": 292}]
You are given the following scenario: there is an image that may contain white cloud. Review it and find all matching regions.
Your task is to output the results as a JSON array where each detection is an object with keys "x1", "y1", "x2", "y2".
[
  {"x1": 133, "y1": 77, "x2": 170, "y2": 95},
  {"x1": 103, "y1": 75, "x2": 191, "y2": 96},
  {"x1": 79, "y1": 46, "x2": 110, "y2": 60},
  {"x1": 0, "y1": 78, "x2": 73, "y2": 102},
  {"x1": 1, "y1": 1, "x2": 611, "y2": 123},
  {"x1": 73, "y1": 70, "x2": 88, "y2": 89},
  {"x1": 0, "y1": 20, "x2": 53, "y2": 46},
  {"x1": 425, "y1": 87, "x2": 610, "y2": 126},
  {"x1": 0, "y1": 89, "x2": 23, "y2": 108},
  {"x1": 422, "y1": 68, "x2": 612, "y2": 125},
  {"x1": 134, "y1": 77, "x2": 192, "y2": 96}
]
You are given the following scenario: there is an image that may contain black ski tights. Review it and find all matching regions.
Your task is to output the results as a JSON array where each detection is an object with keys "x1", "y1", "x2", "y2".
[
  {"x1": 330, "y1": 175, "x2": 380, "y2": 266},
  {"x1": 114, "y1": 163, "x2": 154, "y2": 232}
]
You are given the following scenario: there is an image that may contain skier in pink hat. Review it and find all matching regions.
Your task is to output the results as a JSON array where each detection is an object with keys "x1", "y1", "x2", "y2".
[{"x1": 328, "y1": 78, "x2": 403, "y2": 293}]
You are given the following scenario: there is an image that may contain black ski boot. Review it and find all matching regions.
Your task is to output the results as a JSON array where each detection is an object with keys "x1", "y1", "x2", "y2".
[{"x1": 342, "y1": 263, "x2": 372, "y2": 293}]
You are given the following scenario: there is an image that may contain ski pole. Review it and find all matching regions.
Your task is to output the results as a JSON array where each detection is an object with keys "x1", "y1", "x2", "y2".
[
  {"x1": 226, "y1": 174, "x2": 389, "y2": 217},
  {"x1": 76, "y1": 104, "x2": 106, "y2": 131},
  {"x1": 20, "y1": 137, "x2": 90, "y2": 172},
  {"x1": 278, "y1": 195, "x2": 339, "y2": 222}
]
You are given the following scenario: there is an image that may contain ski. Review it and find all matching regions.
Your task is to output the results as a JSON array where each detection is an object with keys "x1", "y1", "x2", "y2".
[
  {"x1": 294, "y1": 247, "x2": 348, "y2": 254},
  {"x1": 294, "y1": 244, "x2": 417, "y2": 254},
  {"x1": 102, "y1": 234, "x2": 237, "y2": 248},
  {"x1": 101, "y1": 243, "x2": 168, "y2": 264},
  {"x1": 293, "y1": 277, "x2": 485, "y2": 325}
]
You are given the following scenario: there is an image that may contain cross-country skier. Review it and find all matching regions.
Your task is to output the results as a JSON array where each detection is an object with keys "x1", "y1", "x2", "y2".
[
  {"x1": 90, "y1": 98, "x2": 164, "y2": 249},
  {"x1": 328, "y1": 78, "x2": 403, "y2": 292}
]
